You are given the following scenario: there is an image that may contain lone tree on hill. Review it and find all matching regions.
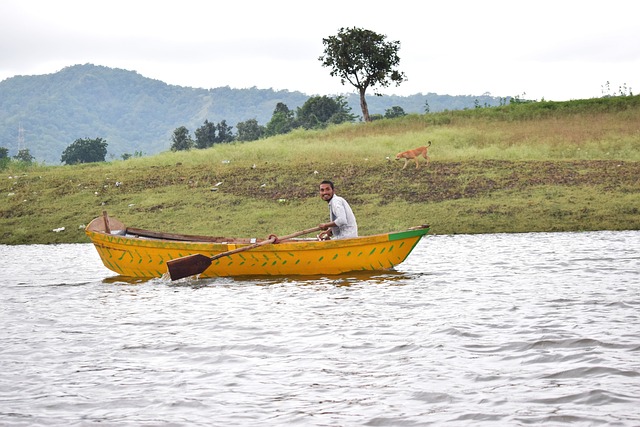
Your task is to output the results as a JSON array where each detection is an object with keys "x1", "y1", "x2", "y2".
[
  {"x1": 319, "y1": 27, "x2": 406, "y2": 122},
  {"x1": 61, "y1": 138, "x2": 107, "y2": 165}
]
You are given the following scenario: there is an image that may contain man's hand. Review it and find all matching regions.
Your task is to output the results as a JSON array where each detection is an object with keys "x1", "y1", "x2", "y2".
[{"x1": 317, "y1": 230, "x2": 332, "y2": 241}]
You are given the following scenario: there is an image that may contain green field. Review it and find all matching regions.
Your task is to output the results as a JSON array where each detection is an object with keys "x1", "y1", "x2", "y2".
[{"x1": 1, "y1": 96, "x2": 639, "y2": 245}]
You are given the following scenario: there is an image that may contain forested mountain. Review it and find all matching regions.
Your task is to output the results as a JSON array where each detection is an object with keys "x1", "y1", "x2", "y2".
[{"x1": 0, "y1": 64, "x2": 506, "y2": 164}]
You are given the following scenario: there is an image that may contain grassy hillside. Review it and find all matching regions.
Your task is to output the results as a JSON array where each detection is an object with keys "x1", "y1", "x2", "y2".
[
  {"x1": 0, "y1": 63, "x2": 505, "y2": 164},
  {"x1": 1, "y1": 96, "x2": 639, "y2": 245}
]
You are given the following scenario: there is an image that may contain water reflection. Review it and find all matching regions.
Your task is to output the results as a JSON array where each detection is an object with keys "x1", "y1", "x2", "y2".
[
  {"x1": 146, "y1": 269, "x2": 416, "y2": 288},
  {"x1": 102, "y1": 275, "x2": 157, "y2": 286}
]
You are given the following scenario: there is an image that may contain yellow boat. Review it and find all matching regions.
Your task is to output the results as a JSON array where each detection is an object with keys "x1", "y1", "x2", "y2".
[{"x1": 85, "y1": 212, "x2": 430, "y2": 279}]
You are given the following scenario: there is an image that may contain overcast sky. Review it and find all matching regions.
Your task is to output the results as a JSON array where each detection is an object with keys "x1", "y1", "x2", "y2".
[{"x1": 1, "y1": 0, "x2": 638, "y2": 101}]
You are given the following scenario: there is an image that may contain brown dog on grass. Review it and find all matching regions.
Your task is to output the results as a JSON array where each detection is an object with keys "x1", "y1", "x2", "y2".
[{"x1": 395, "y1": 141, "x2": 431, "y2": 169}]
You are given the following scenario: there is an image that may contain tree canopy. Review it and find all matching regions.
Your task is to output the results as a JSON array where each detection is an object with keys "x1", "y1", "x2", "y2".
[
  {"x1": 295, "y1": 95, "x2": 357, "y2": 129},
  {"x1": 194, "y1": 120, "x2": 216, "y2": 149},
  {"x1": 61, "y1": 138, "x2": 107, "y2": 164},
  {"x1": 14, "y1": 148, "x2": 35, "y2": 163},
  {"x1": 216, "y1": 120, "x2": 234, "y2": 143},
  {"x1": 319, "y1": 27, "x2": 406, "y2": 122},
  {"x1": 0, "y1": 147, "x2": 8, "y2": 169},
  {"x1": 236, "y1": 118, "x2": 265, "y2": 142},
  {"x1": 193, "y1": 120, "x2": 235, "y2": 148},
  {"x1": 384, "y1": 106, "x2": 407, "y2": 119},
  {"x1": 171, "y1": 126, "x2": 193, "y2": 151},
  {"x1": 264, "y1": 103, "x2": 295, "y2": 137}
]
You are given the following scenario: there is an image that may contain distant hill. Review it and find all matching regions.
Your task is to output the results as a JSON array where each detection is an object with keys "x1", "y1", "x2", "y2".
[{"x1": 0, "y1": 64, "x2": 507, "y2": 164}]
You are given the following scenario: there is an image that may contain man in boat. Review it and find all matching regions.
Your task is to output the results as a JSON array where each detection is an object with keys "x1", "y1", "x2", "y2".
[{"x1": 318, "y1": 180, "x2": 358, "y2": 240}]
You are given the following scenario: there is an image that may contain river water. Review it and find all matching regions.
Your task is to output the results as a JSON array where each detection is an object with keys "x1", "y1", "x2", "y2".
[{"x1": 1, "y1": 231, "x2": 639, "y2": 426}]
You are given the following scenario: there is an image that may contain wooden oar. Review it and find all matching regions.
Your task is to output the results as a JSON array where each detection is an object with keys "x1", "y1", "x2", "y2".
[{"x1": 167, "y1": 226, "x2": 322, "y2": 280}]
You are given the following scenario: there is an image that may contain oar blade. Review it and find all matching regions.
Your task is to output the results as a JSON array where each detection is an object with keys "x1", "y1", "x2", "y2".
[{"x1": 167, "y1": 254, "x2": 213, "y2": 281}]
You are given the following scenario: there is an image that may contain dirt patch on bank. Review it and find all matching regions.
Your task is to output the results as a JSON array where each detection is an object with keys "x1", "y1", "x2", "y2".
[{"x1": 206, "y1": 160, "x2": 640, "y2": 204}]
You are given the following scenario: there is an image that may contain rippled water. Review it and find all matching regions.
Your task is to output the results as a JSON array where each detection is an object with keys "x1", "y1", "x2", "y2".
[{"x1": 1, "y1": 231, "x2": 639, "y2": 426}]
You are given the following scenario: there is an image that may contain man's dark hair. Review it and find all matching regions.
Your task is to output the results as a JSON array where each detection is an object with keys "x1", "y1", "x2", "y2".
[{"x1": 320, "y1": 180, "x2": 334, "y2": 189}]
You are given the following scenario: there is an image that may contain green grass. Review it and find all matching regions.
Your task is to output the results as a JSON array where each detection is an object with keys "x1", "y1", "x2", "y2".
[{"x1": 1, "y1": 96, "x2": 639, "y2": 244}]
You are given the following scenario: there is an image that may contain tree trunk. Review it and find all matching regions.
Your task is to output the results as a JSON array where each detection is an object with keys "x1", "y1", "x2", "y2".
[{"x1": 359, "y1": 87, "x2": 370, "y2": 122}]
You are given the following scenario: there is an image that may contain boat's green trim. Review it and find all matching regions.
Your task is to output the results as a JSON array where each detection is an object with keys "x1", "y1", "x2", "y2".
[{"x1": 388, "y1": 226, "x2": 430, "y2": 241}]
